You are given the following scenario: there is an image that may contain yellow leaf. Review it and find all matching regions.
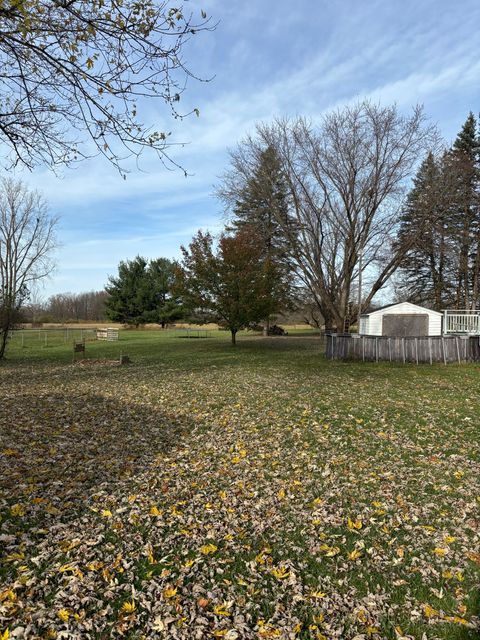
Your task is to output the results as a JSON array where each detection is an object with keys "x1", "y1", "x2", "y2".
[
  {"x1": 101, "y1": 509, "x2": 112, "y2": 518},
  {"x1": 162, "y1": 587, "x2": 177, "y2": 599},
  {"x1": 270, "y1": 566, "x2": 289, "y2": 580},
  {"x1": 318, "y1": 544, "x2": 340, "y2": 557},
  {"x1": 10, "y1": 504, "x2": 25, "y2": 517},
  {"x1": 212, "y1": 603, "x2": 231, "y2": 616},
  {"x1": 200, "y1": 543, "x2": 217, "y2": 555},
  {"x1": 310, "y1": 590, "x2": 327, "y2": 598},
  {"x1": 0, "y1": 631, "x2": 9, "y2": 640},
  {"x1": 121, "y1": 600, "x2": 136, "y2": 613},
  {"x1": 444, "y1": 615, "x2": 469, "y2": 625},
  {"x1": 433, "y1": 547, "x2": 448, "y2": 557},
  {"x1": 348, "y1": 549, "x2": 362, "y2": 561},
  {"x1": 57, "y1": 609, "x2": 70, "y2": 622},
  {"x1": 347, "y1": 517, "x2": 362, "y2": 530},
  {"x1": 423, "y1": 604, "x2": 439, "y2": 619},
  {"x1": 149, "y1": 506, "x2": 162, "y2": 516}
]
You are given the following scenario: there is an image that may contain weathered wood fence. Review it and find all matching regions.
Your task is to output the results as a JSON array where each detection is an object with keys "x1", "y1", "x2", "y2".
[{"x1": 326, "y1": 334, "x2": 480, "y2": 364}]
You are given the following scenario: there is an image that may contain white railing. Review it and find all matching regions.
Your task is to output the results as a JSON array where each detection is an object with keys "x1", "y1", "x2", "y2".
[{"x1": 443, "y1": 310, "x2": 480, "y2": 335}]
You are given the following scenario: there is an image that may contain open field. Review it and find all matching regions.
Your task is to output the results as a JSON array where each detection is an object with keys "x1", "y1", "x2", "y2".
[{"x1": 0, "y1": 331, "x2": 479, "y2": 639}]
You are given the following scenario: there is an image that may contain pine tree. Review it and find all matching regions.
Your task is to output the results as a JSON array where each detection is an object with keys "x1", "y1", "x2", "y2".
[
  {"x1": 105, "y1": 256, "x2": 153, "y2": 326},
  {"x1": 450, "y1": 112, "x2": 480, "y2": 308},
  {"x1": 229, "y1": 146, "x2": 293, "y2": 329},
  {"x1": 396, "y1": 153, "x2": 455, "y2": 309},
  {"x1": 396, "y1": 113, "x2": 480, "y2": 310},
  {"x1": 105, "y1": 256, "x2": 183, "y2": 327}
]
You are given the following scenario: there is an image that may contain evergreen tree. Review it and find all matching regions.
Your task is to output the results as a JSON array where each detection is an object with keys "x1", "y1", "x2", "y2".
[
  {"x1": 449, "y1": 112, "x2": 480, "y2": 308},
  {"x1": 396, "y1": 153, "x2": 455, "y2": 309},
  {"x1": 146, "y1": 258, "x2": 184, "y2": 327},
  {"x1": 228, "y1": 146, "x2": 293, "y2": 329},
  {"x1": 396, "y1": 113, "x2": 480, "y2": 310},
  {"x1": 105, "y1": 256, "x2": 183, "y2": 327},
  {"x1": 105, "y1": 256, "x2": 153, "y2": 326}
]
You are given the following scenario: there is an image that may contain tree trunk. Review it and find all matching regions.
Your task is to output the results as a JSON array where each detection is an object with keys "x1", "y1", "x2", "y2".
[
  {"x1": 0, "y1": 331, "x2": 8, "y2": 360},
  {"x1": 231, "y1": 329, "x2": 237, "y2": 345}
]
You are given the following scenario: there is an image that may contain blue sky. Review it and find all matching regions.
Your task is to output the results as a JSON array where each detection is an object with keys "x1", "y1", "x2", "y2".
[{"x1": 16, "y1": 0, "x2": 480, "y2": 298}]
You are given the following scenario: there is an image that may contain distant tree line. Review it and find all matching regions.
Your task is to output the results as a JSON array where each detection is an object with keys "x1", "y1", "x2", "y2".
[{"x1": 22, "y1": 290, "x2": 109, "y2": 323}]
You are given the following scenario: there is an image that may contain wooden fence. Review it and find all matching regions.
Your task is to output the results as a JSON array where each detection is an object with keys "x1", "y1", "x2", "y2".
[{"x1": 325, "y1": 334, "x2": 480, "y2": 364}]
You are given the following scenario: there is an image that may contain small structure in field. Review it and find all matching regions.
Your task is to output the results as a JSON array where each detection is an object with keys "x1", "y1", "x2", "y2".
[
  {"x1": 96, "y1": 327, "x2": 119, "y2": 341},
  {"x1": 359, "y1": 302, "x2": 442, "y2": 337}
]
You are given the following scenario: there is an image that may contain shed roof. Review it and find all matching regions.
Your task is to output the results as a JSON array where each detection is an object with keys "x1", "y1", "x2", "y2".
[{"x1": 360, "y1": 302, "x2": 443, "y2": 318}]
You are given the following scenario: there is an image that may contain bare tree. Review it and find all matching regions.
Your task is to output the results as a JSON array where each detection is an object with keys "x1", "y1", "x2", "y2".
[
  {"x1": 0, "y1": 1, "x2": 214, "y2": 174},
  {"x1": 0, "y1": 178, "x2": 57, "y2": 358},
  {"x1": 220, "y1": 102, "x2": 438, "y2": 330}
]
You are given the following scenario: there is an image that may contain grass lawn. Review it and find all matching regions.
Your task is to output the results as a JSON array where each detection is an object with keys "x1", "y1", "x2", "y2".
[{"x1": 0, "y1": 330, "x2": 479, "y2": 639}]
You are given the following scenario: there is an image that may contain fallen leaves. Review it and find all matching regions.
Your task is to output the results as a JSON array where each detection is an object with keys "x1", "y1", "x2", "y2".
[{"x1": 0, "y1": 339, "x2": 479, "y2": 639}]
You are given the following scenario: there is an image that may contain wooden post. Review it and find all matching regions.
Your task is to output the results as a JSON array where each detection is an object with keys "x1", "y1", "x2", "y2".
[
  {"x1": 375, "y1": 337, "x2": 378, "y2": 362},
  {"x1": 415, "y1": 338, "x2": 418, "y2": 364},
  {"x1": 442, "y1": 337, "x2": 446, "y2": 365},
  {"x1": 428, "y1": 337, "x2": 432, "y2": 365},
  {"x1": 456, "y1": 337, "x2": 461, "y2": 364},
  {"x1": 388, "y1": 337, "x2": 391, "y2": 362},
  {"x1": 402, "y1": 338, "x2": 406, "y2": 364},
  {"x1": 362, "y1": 336, "x2": 365, "y2": 362}
]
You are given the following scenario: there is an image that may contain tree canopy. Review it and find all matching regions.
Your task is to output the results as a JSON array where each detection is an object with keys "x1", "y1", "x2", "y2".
[
  {"x1": 219, "y1": 102, "x2": 438, "y2": 330},
  {"x1": 105, "y1": 256, "x2": 182, "y2": 326},
  {"x1": 0, "y1": 0, "x2": 213, "y2": 173},
  {"x1": 178, "y1": 228, "x2": 283, "y2": 344}
]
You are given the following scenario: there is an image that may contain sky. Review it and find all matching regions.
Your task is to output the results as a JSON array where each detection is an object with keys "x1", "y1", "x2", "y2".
[{"x1": 12, "y1": 0, "x2": 480, "y2": 298}]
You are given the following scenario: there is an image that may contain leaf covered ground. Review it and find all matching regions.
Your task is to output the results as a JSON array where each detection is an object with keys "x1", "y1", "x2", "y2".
[{"x1": 0, "y1": 332, "x2": 479, "y2": 639}]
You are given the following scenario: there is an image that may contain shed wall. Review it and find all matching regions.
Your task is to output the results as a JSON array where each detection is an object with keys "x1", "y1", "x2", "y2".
[{"x1": 361, "y1": 303, "x2": 442, "y2": 336}]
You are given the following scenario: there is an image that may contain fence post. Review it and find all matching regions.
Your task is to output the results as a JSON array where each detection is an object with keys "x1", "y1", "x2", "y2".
[
  {"x1": 388, "y1": 337, "x2": 391, "y2": 362},
  {"x1": 415, "y1": 338, "x2": 418, "y2": 364},
  {"x1": 428, "y1": 337, "x2": 432, "y2": 365},
  {"x1": 362, "y1": 336, "x2": 365, "y2": 362},
  {"x1": 402, "y1": 338, "x2": 406, "y2": 364},
  {"x1": 455, "y1": 337, "x2": 461, "y2": 364},
  {"x1": 442, "y1": 337, "x2": 446, "y2": 365},
  {"x1": 375, "y1": 337, "x2": 378, "y2": 362}
]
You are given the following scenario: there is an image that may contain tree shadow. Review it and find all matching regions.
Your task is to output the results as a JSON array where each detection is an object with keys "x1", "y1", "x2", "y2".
[{"x1": 0, "y1": 391, "x2": 192, "y2": 524}]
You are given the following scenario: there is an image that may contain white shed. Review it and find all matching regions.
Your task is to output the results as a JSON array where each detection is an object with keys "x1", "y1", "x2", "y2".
[{"x1": 359, "y1": 302, "x2": 443, "y2": 336}]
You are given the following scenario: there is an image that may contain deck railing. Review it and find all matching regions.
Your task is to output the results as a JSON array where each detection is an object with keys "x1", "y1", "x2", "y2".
[{"x1": 443, "y1": 310, "x2": 480, "y2": 335}]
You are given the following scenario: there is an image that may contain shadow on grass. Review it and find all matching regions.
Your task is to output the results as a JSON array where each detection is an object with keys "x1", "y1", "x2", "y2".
[{"x1": 0, "y1": 391, "x2": 192, "y2": 526}]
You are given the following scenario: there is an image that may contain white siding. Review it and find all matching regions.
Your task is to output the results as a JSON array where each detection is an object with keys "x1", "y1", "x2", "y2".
[
  {"x1": 359, "y1": 302, "x2": 443, "y2": 336},
  {"x1": 428, "y1": 314, "x2": 443, "y2": 335},
  {"x1": 358, "y1": 316, "x2": 369, "y2": 334}
]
